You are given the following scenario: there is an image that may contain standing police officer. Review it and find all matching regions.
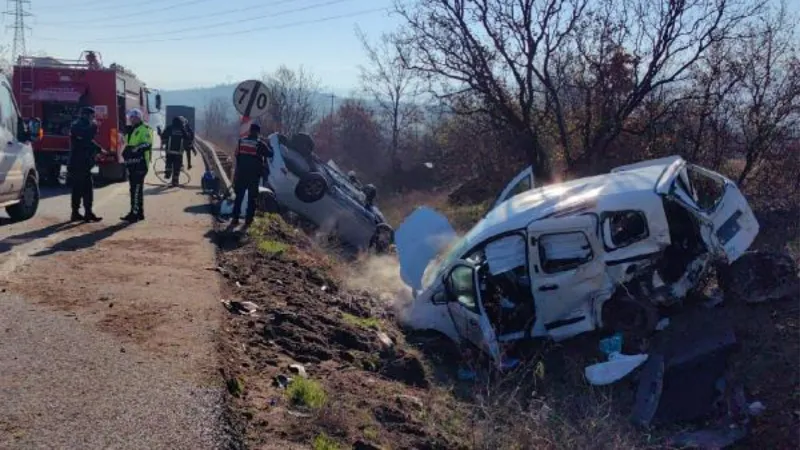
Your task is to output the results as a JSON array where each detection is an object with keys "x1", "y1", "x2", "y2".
[
  {"x1": 121, "y1": 109, "x2": 153, "y2": 222},
  {"x1": 68, "y1": 106, "x2": 102, "y2": 222},
  {"x1": 230, "y1": 123, "x2": 272, "y2": 227},
  {"x1": 162, "y1": 116, "x2": 190, "y2": 187}
]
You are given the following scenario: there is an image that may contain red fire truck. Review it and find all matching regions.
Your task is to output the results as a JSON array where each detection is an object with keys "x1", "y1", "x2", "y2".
[{"x1": 12, "y1": 50, "x2": 161, "y2": 185}]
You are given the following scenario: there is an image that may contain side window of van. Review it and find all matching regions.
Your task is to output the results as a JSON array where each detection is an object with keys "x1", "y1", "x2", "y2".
[{"x1": 0, "y1": 84, "x2": 17, "y2": 134}]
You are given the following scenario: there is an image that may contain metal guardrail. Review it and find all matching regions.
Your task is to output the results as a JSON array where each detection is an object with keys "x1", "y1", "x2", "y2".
[{"x1": 195, "y1": 136, "x2": 232, "y2": 195}]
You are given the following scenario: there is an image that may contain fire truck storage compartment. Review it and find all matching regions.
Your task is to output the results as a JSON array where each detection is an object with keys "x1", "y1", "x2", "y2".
[{"x1": 42, "y1": 102, "x2": 80, "y2": 136}]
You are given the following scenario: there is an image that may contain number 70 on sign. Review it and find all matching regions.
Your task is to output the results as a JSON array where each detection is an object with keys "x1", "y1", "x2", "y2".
[{"x1": 232, "y1": 79, "x2": 270, "y2": 119}]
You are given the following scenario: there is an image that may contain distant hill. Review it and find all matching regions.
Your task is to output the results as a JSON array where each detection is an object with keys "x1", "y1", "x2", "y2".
[{"x1": 158, "y1": 83, "x2": 371, "y2": 121}]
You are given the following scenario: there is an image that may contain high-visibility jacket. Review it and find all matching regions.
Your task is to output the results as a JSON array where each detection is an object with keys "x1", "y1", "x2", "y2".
[{"x1": 122, "y1": 123, "x2": 153, "y2": 172}]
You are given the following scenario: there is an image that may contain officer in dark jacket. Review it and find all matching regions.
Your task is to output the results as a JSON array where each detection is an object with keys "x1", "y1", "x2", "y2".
[
  {"x1": 231, "y1": 123, "x2": 272, "y2": 227},
  {"x1": 162, "y1": 116, "x2": 190, "y2": 187},
  {"x1": 180, "y1": 117, "x2": 197, "y2": 170},
  {"x1": 68, "y1": 107, "x2": 102, "y2": 222}
]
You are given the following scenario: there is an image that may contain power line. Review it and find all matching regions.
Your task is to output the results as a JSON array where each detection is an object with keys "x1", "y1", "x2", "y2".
[
  {"x1": 33, "y1": 6, "x2": 391, "y2": 44},
  {"x1": 34, "y1": 0, "x2": 298, "y2": 29},
  {"x1": 34, "y1": 0, "x2": 215, "y2": 25},
  {"x1": 4, "y1": 0, "x2": 32, "y2": 62},
  {"x1": 97, "y1": 0, "x2": 356, "y2": 42}
]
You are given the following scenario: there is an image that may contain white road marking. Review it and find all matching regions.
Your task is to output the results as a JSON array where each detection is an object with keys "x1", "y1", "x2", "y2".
[{"x1": 0, "y1": 183, "x2": 129, "y2": 279}]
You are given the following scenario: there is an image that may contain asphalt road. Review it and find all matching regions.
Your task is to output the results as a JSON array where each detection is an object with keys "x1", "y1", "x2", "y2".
[{"x1": 0, "y1": 150, "x2": 225, "y2": 449}]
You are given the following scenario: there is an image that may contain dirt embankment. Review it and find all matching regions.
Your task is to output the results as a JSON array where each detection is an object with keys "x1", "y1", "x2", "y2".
[
  {"x1": 214, "y1": 216, "x2": 472, "y2": 449},
  {"x1": 213, "y1": 210, "x2": 799, "y2": 450}
]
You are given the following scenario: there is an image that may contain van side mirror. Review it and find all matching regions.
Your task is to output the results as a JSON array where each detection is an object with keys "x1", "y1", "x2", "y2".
[{"x1": 155, "y1": 94, "x2": 162, "y2": 111}]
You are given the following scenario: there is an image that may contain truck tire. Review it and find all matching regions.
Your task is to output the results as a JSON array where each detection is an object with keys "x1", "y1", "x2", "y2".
[
  {"x1": 294, "y1": 172, "x2": 328, "y2": 203},
  {"x1": 6, "y1": 175, "x2": 39, "y2": 221}
]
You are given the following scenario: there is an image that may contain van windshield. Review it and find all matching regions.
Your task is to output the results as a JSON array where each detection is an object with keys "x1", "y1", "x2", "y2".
[{"x1": 42, "y1": 102, "x2": 79, "y2": 136}]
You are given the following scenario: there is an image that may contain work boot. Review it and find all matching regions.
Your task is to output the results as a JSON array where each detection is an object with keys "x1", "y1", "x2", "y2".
[
  {"x1": 84, "y1": 212, "x2": 102, "y2": 222},
  {"x1": 70, "y1": 211, "x2": 85, "y2": 222},
  {"x1": 164, "y1": 171, "x2": 171, "y2": 180},
  {"x1": 136, "y1": 213, "x2": 145, "y2": 221},
  {"x1": 120, "y1": 213, "x2": 139, "y2": 223}
]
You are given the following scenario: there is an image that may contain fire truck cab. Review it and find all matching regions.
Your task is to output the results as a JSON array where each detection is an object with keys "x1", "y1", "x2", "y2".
[{"x1": 12, "y1": 51, "x2": 161, "y2": 185}]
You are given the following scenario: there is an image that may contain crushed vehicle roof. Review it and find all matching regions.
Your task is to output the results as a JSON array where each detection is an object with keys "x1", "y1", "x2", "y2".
[{"x1": 462, "y1": 156, "x2": 680, "y2": 249}]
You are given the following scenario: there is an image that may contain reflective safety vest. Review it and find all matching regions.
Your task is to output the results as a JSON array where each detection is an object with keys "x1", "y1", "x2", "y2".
[
  {"x1": 237, "y1": 138, "x2": 260, "y2": 156},
  {"x1": 124, "y1": 123, "x2": 153, "y2": 167}
]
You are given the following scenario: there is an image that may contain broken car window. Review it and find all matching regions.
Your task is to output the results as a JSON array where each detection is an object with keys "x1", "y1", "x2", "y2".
[
  {"x1": 538, "y1": 232, "x2": 593, "y2": 273},
  {"x1": 604, "y1": 210, "x2": 648, "y2": 249},
  {"x1": 447, "y1": 265, "x2": 479, "y2": 313},
  {"x1": 686, "y1": 165, "x2": 726, "y2": 211}
]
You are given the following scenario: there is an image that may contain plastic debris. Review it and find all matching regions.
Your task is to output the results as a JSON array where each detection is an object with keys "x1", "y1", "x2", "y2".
[
  {"x1": 585, "y1": 353, "x2": 649, "y2": 386},
  {"x1": 288, "y1": 364, "x2": 307, "y2": 378},
  {"x1": 599, "y1": 333, "x2": 623, "y2": 356},
  {"x1": 221, "y1": 299, "x2": 258, "y2": 315}
]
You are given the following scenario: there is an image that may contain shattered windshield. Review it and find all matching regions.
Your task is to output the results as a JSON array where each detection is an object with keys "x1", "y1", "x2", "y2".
[{"x1": 421, "y1": 235, "x2": 470, "y2": 290}]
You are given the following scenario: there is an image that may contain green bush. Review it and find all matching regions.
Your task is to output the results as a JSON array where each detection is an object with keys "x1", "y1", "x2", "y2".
[{"x1": 287, "y1": 378, "x2": 327, "y2": 409}]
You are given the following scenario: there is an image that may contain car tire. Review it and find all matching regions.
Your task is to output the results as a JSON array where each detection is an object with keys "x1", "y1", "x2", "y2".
[
  {"x1": 717, "y1": 251, "x2": 800, "y2": 304},
  {"x1": 369, "y1": 222, "x2": 395, "y2": 254},
  {"x1": 294, "y1": 171, "x2": 328, "y2": 203},
  {"x1": 257, "y1": 189, "x2": 279, "y2": 214},
  {"x1": 6, "y1": 175, "x2": 39, "y2": 222}
]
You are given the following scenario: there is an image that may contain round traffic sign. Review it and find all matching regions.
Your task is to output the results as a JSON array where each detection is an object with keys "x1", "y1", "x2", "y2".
[{"x1": 232, "y1": 79, "x2": 269, "y2": 118}]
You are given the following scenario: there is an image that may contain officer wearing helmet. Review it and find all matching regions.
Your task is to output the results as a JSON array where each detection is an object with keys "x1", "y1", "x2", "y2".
[
  {"x1": 68, "y1": 106, "x2": 103, "y2": 222},
  {"x1": 180, "y1": 116, "x2": 197, "y2": 170},
  {"x1": 121, "y1": 108, "x2": 153, "y2": 222},
  {"x1": 230, "y1": 123, "x2": 272, "y2": 228},
  {"x1": 162, "y1": 116, "x2": 190, "y2": 187}
]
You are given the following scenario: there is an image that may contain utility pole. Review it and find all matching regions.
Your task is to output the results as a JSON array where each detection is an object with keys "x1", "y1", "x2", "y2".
[
  {"x1": 5, "y1": 0, "x2": 32, "y2": 63},
  {"x1": 329, "y1": 93, "x2": 335, "y2": 118}
]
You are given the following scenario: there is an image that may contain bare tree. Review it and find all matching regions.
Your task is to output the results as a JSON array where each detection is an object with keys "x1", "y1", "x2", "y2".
[
  {"x1": 394, "y1": 0, "x2": 763, "y2": 179},
  {"x1": 202, "y1": 96, "x2": 234, "y2": 143},
  {"x1": 261, "y1": 66, "x2": 320, "y2": 136},
  {"x1": 727, "y1": 2, "x2": 799, "y2": 186},
  {"x1": 356, "y1": 26, "x2": 422, "y2": 172}
]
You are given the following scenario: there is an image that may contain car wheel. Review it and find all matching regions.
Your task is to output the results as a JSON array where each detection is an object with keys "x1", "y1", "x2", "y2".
[
  {"x1": 256, "y1": 189, "x2": 279, "y2": 214},
  {"x1": 6, "y1": 176, "x2": 39, "y2": 221},
  {"x1": 369, "y1": 223, "x2": 395, "y2": 254},
  {"x1": 294, "y1": 171, "x2": 328, "y2": 203}
]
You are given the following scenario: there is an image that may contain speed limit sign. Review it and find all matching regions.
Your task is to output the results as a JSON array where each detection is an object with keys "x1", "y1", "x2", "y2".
[{"x1": 233, "y1": 79, "x2": 269, "y2": 118}]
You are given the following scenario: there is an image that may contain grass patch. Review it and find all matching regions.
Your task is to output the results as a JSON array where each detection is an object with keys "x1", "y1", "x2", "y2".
[
  {"x1": 287, "y1": 378, "x2": 327, "y2": 410},
  {"x1": 342, "y1": 313, "x2": 381, "y2": 330},
  {"x1": 312, "y1": 433, "x2": 341, "y2": 450},
  {"x1": 257, "y1": 239, "x2": 289, "y2": 255}
]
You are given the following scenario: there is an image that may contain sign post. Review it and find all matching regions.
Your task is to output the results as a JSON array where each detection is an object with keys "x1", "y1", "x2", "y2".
[{"x1": 233, "y1": 79, "x2": 270, "y2": 137}]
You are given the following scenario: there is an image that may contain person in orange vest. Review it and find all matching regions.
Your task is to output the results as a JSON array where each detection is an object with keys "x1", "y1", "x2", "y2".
[{"x1": 230, "y1": 123, "x2": 272, "y2": 227}]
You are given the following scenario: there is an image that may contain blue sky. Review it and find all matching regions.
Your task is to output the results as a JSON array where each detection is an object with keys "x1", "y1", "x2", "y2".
[{"x1": 7, "y1": 0, "x2": 401, "y2": 92}]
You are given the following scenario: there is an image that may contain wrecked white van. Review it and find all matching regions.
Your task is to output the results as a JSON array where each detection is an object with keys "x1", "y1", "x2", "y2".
[{"x1": 395, "y1": 156, "x2": 759, "y2": 367}]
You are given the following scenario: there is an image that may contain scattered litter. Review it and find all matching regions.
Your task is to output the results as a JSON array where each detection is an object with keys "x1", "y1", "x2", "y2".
[
  {"x1": 599, "y1": 333, "x2": 623, "y2": 356},
  {"x1": 585, "y1": 353, "x2": 648, "y2": 386},
  {"x1": 273, "y1": 374, "x2": 292, "y2": 389},
  {"x1": 236, "y1": 281, "x2": 242, "y2": 288},
  {"x1": 424, "y1": 162, "x2": 434, "y2": 169},
  {"x1": 321, "y1": 285, "x2": 328, "y2": 292},
  {"x1": 288, "y1": 364, "x2": 307, "y2": 378},
  {"x1": 747, "y1": 401, "x2": 766, "y2": 416},
  {"x1": 376, "y1": 331, "x2": 394, "y2": 349},
  {"x1": 286, "y1": 410, "x2": 311, "y2": 418},
  {"x1": 655, "y1": 318, "x2": 670, "y2": 331},
  {"x1": 221, "y1": 299, "x2": 259, "y2": 316}
]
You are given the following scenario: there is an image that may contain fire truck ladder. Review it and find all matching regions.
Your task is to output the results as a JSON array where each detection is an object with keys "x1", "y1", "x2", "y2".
[{"x1": 17, "y1": 56, "x2": 35, "y2": 119}]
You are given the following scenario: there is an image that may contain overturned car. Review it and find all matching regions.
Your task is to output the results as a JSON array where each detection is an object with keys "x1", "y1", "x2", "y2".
[
  {"x1": 395, "y1": 156, "x2": 762, "y2": 367},
  {"x1": 241, "y1": 132, "x2": 394, "y2": 252}
]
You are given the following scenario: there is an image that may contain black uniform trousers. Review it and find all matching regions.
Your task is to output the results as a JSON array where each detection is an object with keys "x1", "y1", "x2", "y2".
[
  {"x1": 128, "y1": 169, "x2": 147, "y2": 217},
  {"x1": 184, "y1": 147, "x2": 192, "y2": 168},
  {"x1": 165, "y1": 151, "x2": 182, "y2": 184},
  {"x1": 232, "y1": 173, "x2": 260, "y2": 222},
  {"x1": 70, "y1": 169, "x2": 94, "y2": 214}
]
